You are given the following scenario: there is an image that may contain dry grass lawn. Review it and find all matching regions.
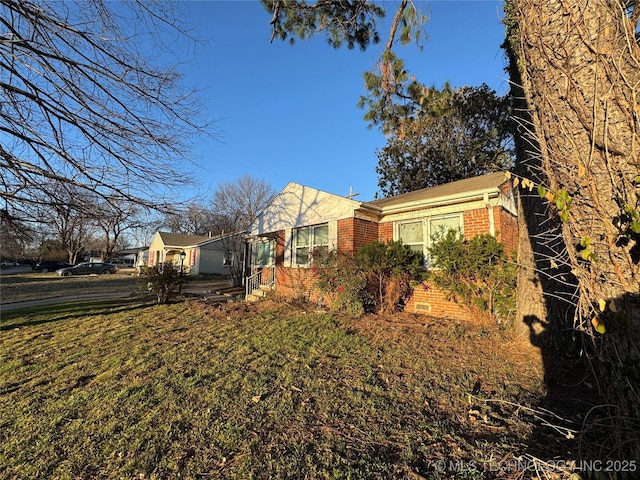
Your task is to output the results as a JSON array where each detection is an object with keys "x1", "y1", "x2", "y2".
[{"x1": 1, "y1": 284, "x2": 611, "y2": 479}]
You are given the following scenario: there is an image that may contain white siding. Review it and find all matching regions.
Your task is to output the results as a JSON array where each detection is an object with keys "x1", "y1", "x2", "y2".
[
  {"x1": 328, "y1": 220, "x2": 338, "y2": 251},
  {"x1": 249, "y1": 183, "x2": 362, "y2": 236},
  {"x1": 284, "y1": 229, "x2": 292, "y2": 266}
]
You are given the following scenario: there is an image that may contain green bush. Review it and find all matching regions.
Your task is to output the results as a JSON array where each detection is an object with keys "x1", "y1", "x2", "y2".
[
  {"x1": 356, "y1": 241, "x2": 424, "y2": 313},
  {"x1": 312, "y1": 251, "x2": 366, "y2": 316},
  {"x1": 427, "y1": 229, "x2": 516, "y2": 325},
  {"x1": 139, "y1": 262, "x2": 186, "y2": 304},
  {"x1": 313, "y1": 241, "x2": 423, "y2": 315}
]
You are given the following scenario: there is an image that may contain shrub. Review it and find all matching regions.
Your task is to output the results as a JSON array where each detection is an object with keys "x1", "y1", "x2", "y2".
[
  {"x1": 427, "y1": 229, "x2": 516, "y2": 325},
  {"x1": 139, "y1": 262, "x2": 186, "y2": 304},
  {"x1": 356, "y1": 240, "x2": 424, "y2": 314},
  {"x1": 313, "y1": 241, "x2": 424, "y2": 315},
  {"x1": 312, "y1": 250, "x2": 366, "y2": 316}
]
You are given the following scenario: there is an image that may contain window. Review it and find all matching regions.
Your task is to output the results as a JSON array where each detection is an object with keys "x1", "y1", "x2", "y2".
[
  {"x1": 253, "y1": 240, "x2": 274, "y2": 267},
  {"x1": 396, "y1": 214, "x2": 462, "y2": 267},
  {"x1": 398, "y1": 221, "x2": 424, "y2": 255},
  {"x1": 294, "y1": 223, "x2": 329, "y2": 265}
]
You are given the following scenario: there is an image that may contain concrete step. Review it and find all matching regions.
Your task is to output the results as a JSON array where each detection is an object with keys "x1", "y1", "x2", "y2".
[{"x1": 246, "y1": 284, "x2": 274, "y2": 302}]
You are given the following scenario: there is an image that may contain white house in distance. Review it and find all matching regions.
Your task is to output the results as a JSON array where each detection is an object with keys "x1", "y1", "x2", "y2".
[{"x1": 146, "y1": 231, "x2": 244, "y2": 276}]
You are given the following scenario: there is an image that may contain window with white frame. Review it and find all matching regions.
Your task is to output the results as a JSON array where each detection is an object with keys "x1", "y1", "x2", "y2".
[
  {"x1": 294, "y1": 223, "x2": 329, "y2": 265},
  {"x1": 396, "y1": 214, "x2": 463, "y2": 267}
]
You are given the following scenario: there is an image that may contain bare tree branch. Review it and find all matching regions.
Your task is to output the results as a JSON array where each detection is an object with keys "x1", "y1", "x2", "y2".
[{"x1": 0, "y1": 0, "x2": 215, "y2": 221}]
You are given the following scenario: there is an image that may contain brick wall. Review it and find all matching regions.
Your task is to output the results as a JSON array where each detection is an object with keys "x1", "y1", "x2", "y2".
[
  {"x1": 337, "y1": 217, "x2": 378, "y2": 254},
  {"x1": 404, "y1": 281, "x2": 467, "y2": 319},
  {"x1": 275, "y1": 265, "x2": 319, "y2": 302},
  {"x1": 463, "y1": 208, "x2": 490, "y2": 238},
  {"x1": 495, "y1": 208, "x2": 518, "y2": 257},
  {"x1": 378, "y1": 221, "x2": 393, "y2": 242},
  {"x1": 275, "y1": 230, "x2": 285, "y2": 264}
]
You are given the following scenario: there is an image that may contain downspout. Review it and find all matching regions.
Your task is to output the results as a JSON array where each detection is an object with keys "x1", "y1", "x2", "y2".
[{"x1": 484, "y1": 192, "x2": 495, "y2": 236}]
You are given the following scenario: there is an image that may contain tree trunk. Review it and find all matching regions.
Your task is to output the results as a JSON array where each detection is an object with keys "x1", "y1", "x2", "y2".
[
  {"x1": 510, "y1": 0, "x2": 639, "y2": 311},
  {"x1": 505, "y1": 0, "x2": 640, "y2": 446}
]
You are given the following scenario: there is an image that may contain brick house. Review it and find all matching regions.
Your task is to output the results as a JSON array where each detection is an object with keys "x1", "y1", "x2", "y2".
[{"x1": 245, "y1": 172, "x2": 517, "y2": 318}]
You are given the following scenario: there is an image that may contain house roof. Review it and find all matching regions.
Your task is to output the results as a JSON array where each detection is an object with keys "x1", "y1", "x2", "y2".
[
  {"x1": 368, "y1": 171, "x2": 510, "y2": 210},
  {"x1": 193, "y1": 231, "x2": 244, "y2": 247},
  {"x1": 249, "y1": 182, "x2": 364, "y2": 235},
  {"x1": 157, "y1": 231, "x2": 210, "y2": 247}
]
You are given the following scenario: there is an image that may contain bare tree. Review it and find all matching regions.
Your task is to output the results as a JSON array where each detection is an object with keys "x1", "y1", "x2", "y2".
[
  {"x1": 161, "y1": 203, "x2": 227, "y2": 236},
  {"x1": 0, "y1": 0, "x2": 213, "y2": 221},
  {"x1": 35, "y1": 187, "x2": 96, "y2": 264},
  {"x1": 93, "y1": 200, "x2": 142, "y2": 261},
  {"x1": 212, "y1": 174, "x2": 276, "y2": 231}
]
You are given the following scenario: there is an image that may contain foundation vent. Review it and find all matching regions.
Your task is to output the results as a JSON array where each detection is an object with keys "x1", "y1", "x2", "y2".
[{"x1": 415, "y1": 303, "x2": 431, "y2": 313}]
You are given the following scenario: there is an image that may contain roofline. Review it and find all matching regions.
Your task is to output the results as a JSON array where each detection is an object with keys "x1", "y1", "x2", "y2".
[
  {"x1": 249, "y1": 181, "x2": 364, "y2": 232},
  {"x1": 367, "y1": 186, "x2": 503, "y2": 216},
  {"x1": 193, "y1": 231, "x2": 245, "y2": 247}
]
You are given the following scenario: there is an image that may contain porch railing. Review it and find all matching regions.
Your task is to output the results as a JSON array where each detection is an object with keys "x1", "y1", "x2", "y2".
[{"x1": 245, "y1": 265, "x2": 276, "y2": 298}]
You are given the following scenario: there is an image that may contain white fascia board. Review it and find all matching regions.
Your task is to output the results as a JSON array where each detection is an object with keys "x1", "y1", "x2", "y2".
[
  {"x1": 378, "y1": 187, "x2": 501, "y2": 217},
  {"x1": 382, "y1": 199, "x2": 491, "y2": 223}
]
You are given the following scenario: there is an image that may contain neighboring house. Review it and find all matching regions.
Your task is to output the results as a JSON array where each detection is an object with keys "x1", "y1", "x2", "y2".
[
  {"x1": 147, "y1": 231, "x2": 244, "y2": 277},
  {"x1": 245, "y1": 172, "x2": 517, "y2": 318},
  {"x1": 109, "y1": 248, "x2": 139, "y2": 267}
]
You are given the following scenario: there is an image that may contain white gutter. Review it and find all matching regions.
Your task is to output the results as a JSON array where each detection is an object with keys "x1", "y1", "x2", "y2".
[{"x1": 370, "y1": 187, "x2": 501, "y2": 217}]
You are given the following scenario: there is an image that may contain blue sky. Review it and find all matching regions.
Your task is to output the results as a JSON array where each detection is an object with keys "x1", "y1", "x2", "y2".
[{"x1": 180, "y1": 1, "x2": 508, "y2": 202}]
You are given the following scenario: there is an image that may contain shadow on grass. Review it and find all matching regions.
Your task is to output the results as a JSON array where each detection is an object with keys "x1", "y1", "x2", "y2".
[{"x1": 0, "y1": 297, "x2": 157, "y2": 330}]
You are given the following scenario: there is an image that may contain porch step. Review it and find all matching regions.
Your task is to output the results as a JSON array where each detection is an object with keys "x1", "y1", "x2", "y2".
[{"x1": 246, "y1": 284, "x2": 274, "y2": 302}]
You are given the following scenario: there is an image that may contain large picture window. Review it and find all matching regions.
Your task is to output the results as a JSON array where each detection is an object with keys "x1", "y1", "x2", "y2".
[
  {"x1": 294, "y1": 223, "x2": 329, "y2": 265},
  {"x1": 396, "y1": 214, "x2": 463, "y2": 267}
]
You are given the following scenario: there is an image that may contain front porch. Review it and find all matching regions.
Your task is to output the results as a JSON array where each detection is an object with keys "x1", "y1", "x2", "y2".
[{"x1": 245, "y1": 265, "x2": 275, "y2": 301}]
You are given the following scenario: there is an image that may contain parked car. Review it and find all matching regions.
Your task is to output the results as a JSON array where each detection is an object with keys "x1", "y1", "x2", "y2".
[
  {"x1": 56, "y1": 262, "x2": 117, "y2": 276},
  {"x1": 107, "y1": 259, "x2": 134, "y2": 268},
  {"x1": 34, "y1": 261, "x2": 72, "y2": 272}
]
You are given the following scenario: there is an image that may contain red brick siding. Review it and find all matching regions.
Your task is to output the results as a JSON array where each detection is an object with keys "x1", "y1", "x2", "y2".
[
  {"x1": 354, "y1": 218, "x2": 379, "y2": 250},
  {"x1": 275, "y1": 230, "x2": 285, "y2": 264},
  {"x1": 462, "y1": 208, "x2": 490, "y2": 238},
  {"x1": 495, "y1": 208, "x2": 518, "y2": 257},
  {"x1": 275, "y1": 265, "x2": 319, "y2": 301},
  {"x1": 337, "y1": 218, "x2": 354, "y2": 254},
  {"x1": 337, "y1": 217, "x2": 378, "y2": 254},
  {"x1": 405, "y1": 281, "x2": 467, "y2": 319},
  {"x1": 378, "y1": 221, "x2": 393, "y2": 242}
]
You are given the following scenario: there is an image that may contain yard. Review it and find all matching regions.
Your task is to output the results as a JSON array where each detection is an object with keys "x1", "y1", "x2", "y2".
[
  {"x1": 0, "y1": 271, "x2": 230, "y2": 305},
  {"x1": 0, "y1": 284, "x2": 607, "y2": 478}
]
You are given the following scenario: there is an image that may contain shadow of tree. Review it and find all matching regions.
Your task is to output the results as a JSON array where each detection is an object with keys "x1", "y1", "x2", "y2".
[
  {"x1": 1, "y1": 298, "x2": 154, "y2": 330},
  {"x1": 521, "y1": 295, "x2": 640, "y2": 477}
]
